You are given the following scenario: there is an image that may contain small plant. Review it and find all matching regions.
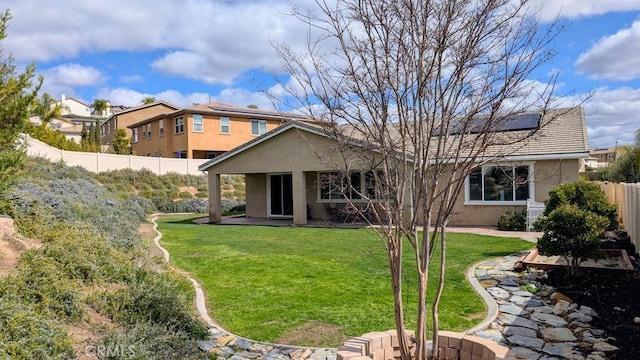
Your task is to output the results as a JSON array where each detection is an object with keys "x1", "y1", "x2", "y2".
[
  {"x1": 540, "y1": 180, "x2": 618, "y2": 231},
  {"x1": 536, "y1": 203, "x2": 608, "y2": 276},
  {"x1": 497, "y1": 208, "x2": 526, "y2": 231},
  {"x1": 519, "y1": 283, "x2": 538, "y2": 294}
]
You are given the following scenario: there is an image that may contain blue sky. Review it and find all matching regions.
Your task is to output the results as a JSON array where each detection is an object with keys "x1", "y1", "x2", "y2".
[{"x1": 3, "y1": 0, "x2": 640, "y2": 149}]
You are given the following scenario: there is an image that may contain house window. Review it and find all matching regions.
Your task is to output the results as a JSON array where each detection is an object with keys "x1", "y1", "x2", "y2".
[
  {"x1": 132, "y1": 128, "x2": 139, "y2": 143},
  {"x1": 52, "y1": 123, "x2": 61, "y2": 130},
  {"x1": 141, "y1": 124, "x2": 146, "y2": 139},
  {"x1": 193, "y1": 114, "x2": 203, "y2": 132},
  {"x1": 113, "y1": 119, "x2": 117, "y2": 130},
  {"x1": 251, "y1": 119, "x2": 267, "y2": 136},
  {"x1": 159, "y1": 119, "x2": 164, "y2": 136},
  {"x1": 318, "y1": 170, "x2": 384, "y2": 202},
  {"x1": 175, "y1": 116, "x2": 184, "y2": 134},
  {"x1": 147, "y1": 124, "x2": 151, "y2": 139},
  {"x1": 176, "y1": 150, "x2": 187, "y2": 158},
  {"x1": 466, "y1": 164, "x2": 533, "y2": 204},
  {"x1": 220, "y1": 117, "x2": 230, "y2": 134}
]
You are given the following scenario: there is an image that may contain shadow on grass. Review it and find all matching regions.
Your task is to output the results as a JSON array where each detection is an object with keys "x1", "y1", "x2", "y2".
[
  {"x1": 161, "y1": 215, "x2": 208, "y2": 225},
  {"x1": 481, "y1": 250, "x2": 531, "y2": 258}
]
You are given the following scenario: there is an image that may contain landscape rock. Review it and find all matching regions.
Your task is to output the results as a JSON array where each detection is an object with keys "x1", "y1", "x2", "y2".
[
  {"x1": 540, "y1": 327, "x2": 578, "y2": 342},
  {"x1": 592, "y1": 341, "x2": 619, "y2": 352},
  {"x1": 507, "y1": 334, "x2": 544, "y2": 349},
  {"x1": 530, "y1": 311, "x2": 568, "y2": 327}
]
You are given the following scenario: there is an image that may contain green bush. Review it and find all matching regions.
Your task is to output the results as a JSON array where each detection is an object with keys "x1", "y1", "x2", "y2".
[
  {"x1": 536, "y1": 204, "x2": 608, "y2": 275},
  {"x1": 0, "y1": 299, "x2": 75, "y2": 360},
  {"x1": 540, "y1": 180, "x2": 618, "y2": 231},
  {"x1": 497, "y1": 208, "x2": 526, "y2": 231}
]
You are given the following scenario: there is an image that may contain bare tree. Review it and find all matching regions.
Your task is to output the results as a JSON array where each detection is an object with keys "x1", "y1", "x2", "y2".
[{"x1": 275, "y1": 0, "x2": 573, "y2": 359}]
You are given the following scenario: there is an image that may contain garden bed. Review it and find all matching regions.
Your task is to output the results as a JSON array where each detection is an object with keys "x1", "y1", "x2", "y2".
[{"x1": 521, "y1": 248, "x2": 635, "y2": 272}]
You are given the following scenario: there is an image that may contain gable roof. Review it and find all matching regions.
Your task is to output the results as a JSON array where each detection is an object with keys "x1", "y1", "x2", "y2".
[
  {"x1": 128, "y1": 101, "x2": 313, "y2": 128},
  {"x1": 102, "y1": 101, "x2": 180, "y2": 123},
  {"x1": 198, "y1": 121, "x2": 329, "y2": 171},
  {"x1": 199, "y1": 107, "x2": 590, "y2": 172}
]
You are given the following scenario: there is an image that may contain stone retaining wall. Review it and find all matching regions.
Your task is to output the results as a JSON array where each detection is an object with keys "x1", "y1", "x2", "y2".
[{"x1": 337, "y1": 330, "x2": 516, "y2": 360}]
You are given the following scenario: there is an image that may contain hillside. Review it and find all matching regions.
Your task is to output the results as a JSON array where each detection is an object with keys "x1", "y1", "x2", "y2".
[{"x1": 0, "y1": 158, "x2": 212, "y2": 359}]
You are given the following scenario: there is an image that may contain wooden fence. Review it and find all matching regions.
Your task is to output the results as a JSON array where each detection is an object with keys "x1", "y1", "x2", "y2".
[
  {"x1": 24, "y1": 135, "x2": 208, "y2": 175},
  {"x1": 597, "y1": 181, "x2": 640, "y2": 254}
]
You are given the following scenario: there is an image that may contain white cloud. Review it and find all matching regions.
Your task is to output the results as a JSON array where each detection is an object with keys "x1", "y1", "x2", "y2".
[
  {"x1": 582, "y1": 87, "x2": 640, "y2": 148},
  {"x1": 530, "y1": 0, "x2": 640, "y2": 21},
  {"x1": 38, "y1": 64, "x2": 105, "y2": 100},
  {"x1": 575, "y1": 20, "x2": 640, "y2": 81},
  {"x1": 3, "y1": 0, "x2": 311, "y2": 85}
]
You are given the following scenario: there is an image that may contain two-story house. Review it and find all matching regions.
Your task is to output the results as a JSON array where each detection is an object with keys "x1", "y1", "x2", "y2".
[
  {"x1": 57, "y1": 95, "x2": 92, "y2": 117},
  {"x1": 101, "y1": 101, "x2": 180, "y2": 146},
  {"x1": 128, "y1": 102, "x2": 310, "y2": 159}
]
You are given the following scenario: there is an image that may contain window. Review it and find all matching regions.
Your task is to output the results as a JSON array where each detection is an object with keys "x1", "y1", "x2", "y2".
[
  {"x1": 318, "y1": 170, "x2": 385, "y2": 202},
  {"x1": 132, "y1": 128, "x2": 139, "y2": 143},
  {"x1": 159, "y1": 119, "x2": 164, "y2": 136},
  {"x1": 193, "y1": 114, "x2": 203, "y2": 132},
  {"x1": 220, "y1": 117, "x2": 230, "y2": 134},
  {"x1": 141, "y1": 124, "x2": 146, "y2": 139},
  {"x1": 113, "y1": 119, "x2": 117, "y2": 130},
  {"x1": 251, "y1": 119, "x2": 267, "y2": 136},
  {"x1": 147, "y1": 123, "x2": 151, "y2": 139},
  {"x1": 175, "y1": 116, "x2": 184, "y2": 134},
  {"x1": 466, "y1": 164, "x2": 533, "y2": 204},
  {"x1": 52, "y1": 123, "x2": 61, "y2": 130},
  {"x1": 175, "y1": 150, "x2": 186, "y2": 158}
]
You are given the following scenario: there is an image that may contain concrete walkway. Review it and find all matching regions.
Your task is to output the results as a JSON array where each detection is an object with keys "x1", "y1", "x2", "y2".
[{"x1": 151, "y1": 214, "x2": 613, "y2": 360}]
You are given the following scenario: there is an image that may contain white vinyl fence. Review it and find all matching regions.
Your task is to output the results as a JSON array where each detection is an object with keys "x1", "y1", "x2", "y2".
[
  {"x1": 24, "y1": 135, "x2": 208, "y2": 175},
  {"x1": 597, "y1": 181, "x2": 640, "y2": 254}
]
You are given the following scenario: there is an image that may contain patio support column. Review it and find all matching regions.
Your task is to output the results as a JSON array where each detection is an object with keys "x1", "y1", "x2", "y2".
[
  {"x1": 292, "y1": 171, "x2": 307, "y2": 225},
  {"x1": 208, "y1": 172, "x2": 222, "y2": 223}
]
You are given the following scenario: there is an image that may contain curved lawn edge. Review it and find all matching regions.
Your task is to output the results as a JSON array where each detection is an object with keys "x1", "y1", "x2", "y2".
[
  {"x1": 149, "y1": 213, "x2": 518, "y2": 349},
  {"x1": 149, "y1": 213, "x2": 331, "y2": 351}
]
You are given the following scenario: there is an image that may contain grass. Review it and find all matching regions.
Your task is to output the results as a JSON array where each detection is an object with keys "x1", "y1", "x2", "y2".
[{"x1": 158, "y1": 215, "x2": 533, "y2": 346}]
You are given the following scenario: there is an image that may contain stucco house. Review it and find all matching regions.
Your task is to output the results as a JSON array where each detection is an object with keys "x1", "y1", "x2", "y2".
[
  {"x1": 56, "y1": 95, "x2": 92, "y2": 117},
  {"x1": 101, "y1": 101, "x2": 180, "y2": 146},
  {"x1": 199, "y1": 107, "x2": 589, "y2": 227},
  {"x1": 127, "y1": 102, "x2": 311, "y2": 159}
]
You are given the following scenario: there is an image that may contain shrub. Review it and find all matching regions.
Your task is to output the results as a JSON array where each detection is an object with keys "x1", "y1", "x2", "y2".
[
  {"x1": 536, "y1": 204, "x2": 608, "y2": 276},
  {"x1": 541, "y1": 180, "x2": 617, "y2": 231},
  {"x1": 497, "y1": 208, "x2": 526, "y2": 231},
  {"x1": 178, "y1": 191, "x2": 194, "y2": 199},
  {"x1": 0, "y1": 299, "x2": 75, "y2": 359}
]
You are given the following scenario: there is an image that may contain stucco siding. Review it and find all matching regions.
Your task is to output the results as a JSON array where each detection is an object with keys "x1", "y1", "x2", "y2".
[
  {"x1": 245, "y1": 174, "x2": 267, "y2": 218},
  {"x1": 449, "y1": 159, "x2": 580, "y2": 226}
]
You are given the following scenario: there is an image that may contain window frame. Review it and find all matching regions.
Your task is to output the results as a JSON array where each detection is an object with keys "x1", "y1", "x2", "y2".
[
  {"x1": 175, "y1": 116, "x2": 184, "y2": 134},
  {"x1": 132, "y1": 128, "x2": 139, "y2": 143},
  {"x1": 220, "y1": 116, "x2": 230, "y2": 134},
  {"x1": 464, "y1": 163, "x2": 534, "y2": 205},
  {"x1": 251, "y1": 119, "x2": 267, "y2": 136},
  {"x1": 317, "y1": 170, "x2": 385, "y2": 203},
  {"x1": 192, "y1": 114, "x2": 203, "y2": 133},
  {"x1": 159, "y1": 119, "x2": 164, "y2": 137}
]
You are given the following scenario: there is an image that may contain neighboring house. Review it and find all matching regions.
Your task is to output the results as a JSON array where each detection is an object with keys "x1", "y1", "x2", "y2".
[
  {"x1": 580, "y1": 156, "x2": 603, "y2": 172},
  {"x1": 101, "y1": 101, "x2": 180, "y2": 146},
  {"x1": 127, "y1": 102, "x2": 311, "y2": 159},
  {"x1": 28, "y1": 115, "x2": 89, "y2": 143},
  {"x1": 56, "y1": 94, "x2": 92, "y2": 117},
  {"x1": 589, "y1": 146, "x2": 626, "y2": 167},
  {"x1": 199, "y1": 107, "x2": 590, "y2": 227}
]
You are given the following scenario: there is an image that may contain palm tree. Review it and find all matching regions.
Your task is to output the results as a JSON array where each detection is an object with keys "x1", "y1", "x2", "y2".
[
  {"x1": 141, "y1": 96, "x2": 156, "y2": 104},
  {"x1": 91, "y1": 99, "x2": 108, "y2": 117},
  {"x1": 33, "y1": 93, "x2": 62, "y2": 124}
]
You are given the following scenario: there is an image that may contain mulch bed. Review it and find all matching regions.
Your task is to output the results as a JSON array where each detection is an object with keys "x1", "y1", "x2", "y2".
[{"x1": 543, "y1": 269, "x2": 640, "y2": 359}]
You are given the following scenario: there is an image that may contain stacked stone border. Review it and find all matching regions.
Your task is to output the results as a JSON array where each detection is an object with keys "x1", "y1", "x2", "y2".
[{"x1": 336, "y1": 330, "x2": 515, "y2": 360}]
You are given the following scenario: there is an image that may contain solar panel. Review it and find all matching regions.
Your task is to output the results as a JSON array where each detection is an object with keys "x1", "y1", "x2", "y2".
[{"x1": 432, "y1": 112, "x2": 542, "y2": 136}]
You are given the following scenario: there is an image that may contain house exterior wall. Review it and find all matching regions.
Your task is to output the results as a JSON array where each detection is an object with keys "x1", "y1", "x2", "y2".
[
  {"x1": 102, "y1": 104, "x2": 176, "y2": 146},
  {"x1": 59, "y1": 97, "x2": 91, "y2": 117},
  {"x1": 449, "y1": 159, "x2": 580, "y2": 226},
  {"x1": 245, "y1": 174, "x2": 268, "y2": 218},
  {"x1": 131, "y1": 113, "x2": 283, "y2": 158}
]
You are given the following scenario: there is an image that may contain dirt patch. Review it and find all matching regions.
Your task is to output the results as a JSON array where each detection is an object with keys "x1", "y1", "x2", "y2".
[
  {"x1": 67, "y1": 304, "x2": 117, "y2": 360},
  {"x1": 0, "y1": 235, "x2": 42, "y2": 276},
  {"x1": 178, "y1": 186, "x2": 200, "y2": 198},
  {"x1": 274, "y1": 321, "x2": 349, "y2": 348},
  {"x1": 544, "y1": 270, "x2": 640, "y2": 359}
]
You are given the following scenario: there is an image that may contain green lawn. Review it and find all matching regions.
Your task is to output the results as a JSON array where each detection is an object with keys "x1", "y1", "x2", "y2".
[{"x1": 158, "y1": 215, "x2": 533, "y2": 346}]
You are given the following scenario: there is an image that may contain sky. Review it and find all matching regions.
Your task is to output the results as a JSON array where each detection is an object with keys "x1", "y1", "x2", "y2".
[{"x1": 3, "y1": 0, "x2": 640, "y2": 149}]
